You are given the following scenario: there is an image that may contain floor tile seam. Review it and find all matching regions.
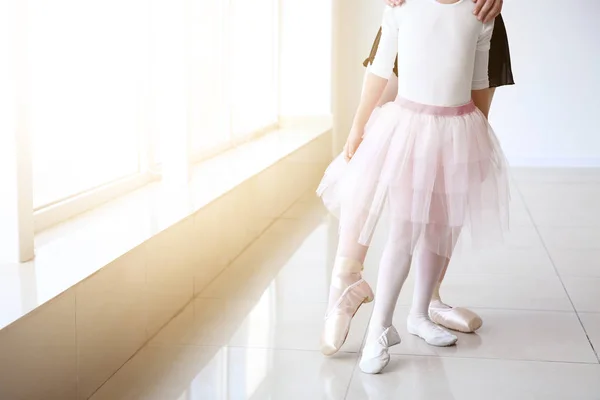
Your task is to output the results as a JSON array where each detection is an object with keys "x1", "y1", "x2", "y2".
[
  {"x1": 387, "y1": 352, "x2": 600, "y2": 365},
  {"x1": 518, "y1": 182, "x2": 600, "y2": 363},
  {"x1": 147, "y1": 341, "x2": 362, "y2": 355},
  {"x1": 143, "y1": 343, "x2": 600, "y2": 365},
  {"x1": 190, "y1": 298, "x2": 596, "y2": 313},
  {"x1": 86, "y1": 198, "x2": 307, "y2": 398}
]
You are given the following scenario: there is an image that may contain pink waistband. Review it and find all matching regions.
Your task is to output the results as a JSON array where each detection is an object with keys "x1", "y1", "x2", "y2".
[{"x1": 395, "y1": 97, "x2": 476, "y2": 116}]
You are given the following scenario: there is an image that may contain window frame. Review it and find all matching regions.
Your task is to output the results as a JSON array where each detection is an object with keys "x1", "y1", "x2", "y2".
[{"x1": 188, "y1": 0, "x2": 281, "y2": 163}]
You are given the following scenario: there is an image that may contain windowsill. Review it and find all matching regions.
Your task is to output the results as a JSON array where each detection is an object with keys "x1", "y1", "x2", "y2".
[{"x1": 0, "y1": 116, "x2": 331, "y2": 331}]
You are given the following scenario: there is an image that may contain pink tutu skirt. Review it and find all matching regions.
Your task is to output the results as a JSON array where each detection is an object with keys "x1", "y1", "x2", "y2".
[{"x1": 317, "y1": 97, "x2": 510, "y2": 258}]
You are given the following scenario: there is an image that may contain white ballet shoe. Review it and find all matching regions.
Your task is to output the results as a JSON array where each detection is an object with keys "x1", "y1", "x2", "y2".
[
  {"x1": 321, "y1": 279, "x2": 374, "y2": 356},
  {"x1": 407, "y1": 316, "x2": 457, "y2": 347},
  {"x1": 359, "y1": 326, "x2": 401, "y2": 374},
  {"x1": 429, "y1": 304, "x2": 483, "y2": 333}
]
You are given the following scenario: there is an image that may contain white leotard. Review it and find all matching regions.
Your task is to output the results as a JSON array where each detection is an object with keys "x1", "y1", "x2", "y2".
[{"x1": 369, "y1": 0, "x2": 494, "y2": 107}]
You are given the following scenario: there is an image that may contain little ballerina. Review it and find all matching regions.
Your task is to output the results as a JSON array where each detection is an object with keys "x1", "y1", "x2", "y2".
[{"x1": 318, "y1": 0, "x2": 510, "y2": 374}]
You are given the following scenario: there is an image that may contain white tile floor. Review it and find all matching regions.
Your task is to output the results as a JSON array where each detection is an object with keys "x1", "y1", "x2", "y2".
[{"x1": 91, "y1": 169, "x2": 600, "y2": 400}]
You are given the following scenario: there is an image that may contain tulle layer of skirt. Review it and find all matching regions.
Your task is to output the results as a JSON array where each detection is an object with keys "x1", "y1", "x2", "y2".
[{"x1": 317, "y1": 97, "x2": 510, "y2": 258}]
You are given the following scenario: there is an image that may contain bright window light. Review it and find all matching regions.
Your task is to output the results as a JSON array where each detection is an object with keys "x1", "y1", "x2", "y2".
[
  {"x1": 189, "y1": 0, "x2": 230, "y2": 155},
  {"x1": 28, "y1": 0, "x2": 149, "y2": 208},
  {"x1": 1, "y1": 0, "x2": 332, "y2": 250},
  {"x1": 229, "y1": 0, "x2": 279, "y2": 138}
]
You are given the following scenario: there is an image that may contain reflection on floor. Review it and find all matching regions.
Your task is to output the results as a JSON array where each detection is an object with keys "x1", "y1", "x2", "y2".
[{"x1": 91, "y1": 169, "x2": 600, "y2": 399}]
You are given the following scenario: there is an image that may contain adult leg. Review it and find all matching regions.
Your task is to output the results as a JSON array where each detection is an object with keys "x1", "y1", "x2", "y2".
[
  {"x1": 326, "y1": 68, "x2": 399, "y2": 314},
  {"x1": 327, "y1": 229, "x2": 369, "y2": 312},
  {"x1": 322, "y1": 222, "x2": 373, "y2": 356},
  {"x1": 321, "y1": 59, "x2": 400, "y2": 356}
]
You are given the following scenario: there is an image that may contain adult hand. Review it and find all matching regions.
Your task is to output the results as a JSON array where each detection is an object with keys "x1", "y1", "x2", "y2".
[
  {"x1": 473, "y1": 0, "x2": 503, "y2": 23},
  {"x1": 343, "y1": 125, "x2": 364, "y2": 162},
  {"x1": 385, "y1": 0, "x2": 405, "y2": 7}
]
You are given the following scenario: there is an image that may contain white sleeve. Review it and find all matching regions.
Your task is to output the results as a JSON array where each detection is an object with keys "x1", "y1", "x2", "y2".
[
  {"x1": 369, "y1": 7, "x2": 399, "y2": 79},
  {"x1": 472, "y1": 21, "x2": 494, "y2": 90}
]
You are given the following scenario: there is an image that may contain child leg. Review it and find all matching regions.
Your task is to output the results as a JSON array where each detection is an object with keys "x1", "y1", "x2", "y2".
[
  {"x1": 359, "y1": 224, "x2": 411, "y2": 374},
  {"x1": 407, "y1": 247, "x2": 457, "y2": 346},
  {"x1": 368, "y1": 225, "x2": 412, "y2": 330}
]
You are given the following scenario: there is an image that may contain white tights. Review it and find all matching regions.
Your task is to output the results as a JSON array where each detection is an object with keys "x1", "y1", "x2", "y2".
[
  {"x1": 410, "y1": 250, "x2": 448, "y2": 320},
  {"x1": 366, "y1": 225, "x2": 455, "y2": 345},
  {"x1": 329, "y1": 227, "x2": 449, "y2": 320},
  {"x1": 369, "y1": 230, "x2": 411, "y2": 329}
]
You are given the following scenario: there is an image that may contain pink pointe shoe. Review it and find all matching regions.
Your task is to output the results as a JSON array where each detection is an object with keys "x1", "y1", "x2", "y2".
[
  {"x1": 429, "y1": 305, "x2": 483, "y2": 333},
  {"x1": 321, "y1": 278, "x2": 374, "y2": 356}
]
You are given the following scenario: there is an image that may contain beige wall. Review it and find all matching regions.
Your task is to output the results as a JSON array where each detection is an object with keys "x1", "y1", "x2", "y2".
[
  {"x1": 331, "y1": 0, "x2": 383, "y2": 153},
  {"x1": 491, "y1": 0, "x2": 600, "y2": 166}
]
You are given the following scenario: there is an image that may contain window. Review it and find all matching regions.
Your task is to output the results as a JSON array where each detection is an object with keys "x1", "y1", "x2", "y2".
[
  {"x1": 2, "y1": 0, "x2": 332, "y2": 262},
  {"x1": 24, "y1": 0, "x2": 281, "y2": 221},
  {"x1": 190, "y1": 0, "x2": 279, "y2": 159},
  {"x1": 28, "y1": 0, "x2": 150, "y2": 208},
  {"x1": 27, "y1": 0, "x2": 280, "y2": 210},
  {"x1": 189, "y1": 0, "x2": 230, "y2": 155},
  {"x1": 229, "y1": 0, "x2": 279, "y2": 139}
]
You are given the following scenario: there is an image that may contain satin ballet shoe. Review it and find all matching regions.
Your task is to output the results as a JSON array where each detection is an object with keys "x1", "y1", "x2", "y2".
[
  {"x1": 359, "y1": 326, "x2": 401, "y2": 374},
  {"x1": 429, "y1": 306, "x2": 483, "y2": 333},
  {"x1": 407, "y1": 316, "x2": 458, "y2": 347},
  {"x1": 321, "y1": 279, "x2": 374, "y2": 356}
]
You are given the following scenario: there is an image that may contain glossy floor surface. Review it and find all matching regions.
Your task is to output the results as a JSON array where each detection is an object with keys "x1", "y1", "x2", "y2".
[{"x1": 91, "y1": 169, "x2": 600, "y2": 400}]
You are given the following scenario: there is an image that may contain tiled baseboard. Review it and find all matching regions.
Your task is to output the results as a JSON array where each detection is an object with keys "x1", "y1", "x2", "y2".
[{"x1": 0, "y1": 130, "x2": 332, "y2": 400}]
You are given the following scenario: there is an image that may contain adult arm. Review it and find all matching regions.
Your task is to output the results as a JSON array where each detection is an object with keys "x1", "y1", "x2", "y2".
[
  {"x1": 384, "y1": 0, "x2": 503, "y2": 24},
  {"x1": 473, "y1": 0, "x2": 503, "y2": 23}
]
